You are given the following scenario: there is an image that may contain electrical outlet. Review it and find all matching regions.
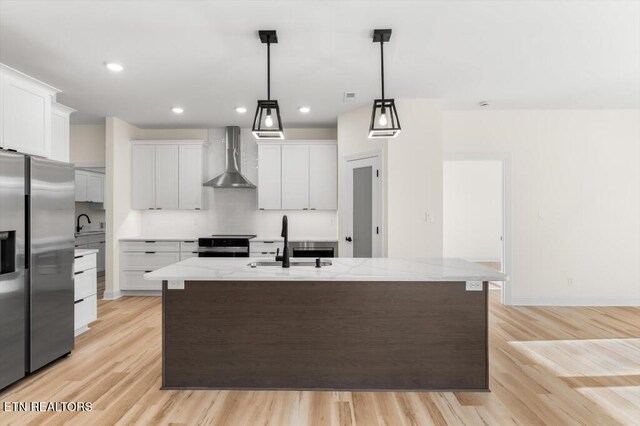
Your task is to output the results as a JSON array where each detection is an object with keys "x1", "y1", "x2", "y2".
[
  {"x1": 466, "y1": 281, "x2": 483, "y2": 291},
  {"x1": 168, "y1": 280, "x2": 184, "y2": 290},
  {"x1": 567, "y1": 277, "x2": 574, "y2": 287},
  {"x1": 425, "y1": 212, "x2": 434, "y2": 223}
]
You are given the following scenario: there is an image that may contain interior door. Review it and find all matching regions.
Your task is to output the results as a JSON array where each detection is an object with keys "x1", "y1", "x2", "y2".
[{"x1": 344, "y1": 155, "x2": 382, "y2": 258}]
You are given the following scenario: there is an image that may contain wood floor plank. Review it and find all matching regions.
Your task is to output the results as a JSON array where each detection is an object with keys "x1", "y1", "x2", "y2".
[{"x1": 1, "y1": 290, "x2": 638, "y2": 425}]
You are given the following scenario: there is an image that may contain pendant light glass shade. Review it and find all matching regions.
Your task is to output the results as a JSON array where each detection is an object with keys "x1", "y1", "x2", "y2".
[
  {"x1": 369, "y1": 99, "x2": 401, "y2": 138},
  {"x1": 369, "y1": 29, "x2": 401, "y2": 139},
  {"x1": 252, "y1": 100, "x2": 284, "y2": 139},
  {"x1": 252, "y1": 30, "x2": 285, "y2": 139}
]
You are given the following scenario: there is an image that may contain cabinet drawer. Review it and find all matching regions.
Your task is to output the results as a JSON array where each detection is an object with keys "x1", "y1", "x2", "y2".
[
  {"x1": 74, "y1": 253, "x2": 96, "y2": 273},
  {"x1": 121, "y1": 240, "x2": 180, "y2": 252},
  {"x1": 180, "y1": 240, "x2": 198, "y2": 252},
  {"x1": 121, "y1": 252, "x2": 179, "y2": 270},
  {"x1": 250, "y1": 252, "x2": 277, "y2": 258},
  {"x1": 74, "y1": 294, "x2": 97, "y2": 330},
  {"x1": 250, "y1": 241, "x2": 284, "y2": 253},
  {"x1": 180, "y1": 252, "x2": 198, "y2": 261},
  {"x1": 75, "y1": 268, "x2": 97, "y2": 301},
  {"x1": 121, "y1": 270, "x2": 162, "y2": 291}
]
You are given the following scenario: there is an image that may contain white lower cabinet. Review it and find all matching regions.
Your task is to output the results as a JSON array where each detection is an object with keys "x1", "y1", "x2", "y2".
[
  {"x1": 120, "y1": 239, "x2": 194, "y2": 291},
  {"x1": 74, "y1": 252, "x2": 97, "y2": 336}
]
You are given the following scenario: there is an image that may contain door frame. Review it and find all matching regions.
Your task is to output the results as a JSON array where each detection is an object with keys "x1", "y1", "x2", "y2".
[
  {"x1": 443, "y1": 152, "x2": 512, "y2": 305},
  {"x1": 341, "y1": 150, "x2": 384, "y2": 258}
]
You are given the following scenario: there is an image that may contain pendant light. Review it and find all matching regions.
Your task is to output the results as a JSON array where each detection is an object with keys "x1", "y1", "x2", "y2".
[
  {"x1": 252, "y1": 30, "x2": 284, "y2": 139},
  {"x1": 368, "y1": 29, "x2": 401, "y2": 139}
]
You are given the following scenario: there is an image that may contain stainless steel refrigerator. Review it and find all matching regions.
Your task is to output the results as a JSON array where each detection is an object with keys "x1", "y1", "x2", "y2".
[{"x1": 0, "y1": 150, "x2": 75, "y2": 390}]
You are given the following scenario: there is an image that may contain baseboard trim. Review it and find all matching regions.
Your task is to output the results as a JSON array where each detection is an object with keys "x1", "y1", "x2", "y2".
[
  {"x1": 120, "y1": 290, "x2": 162, "y2": 297},
  {"x1": 102, "y1": 290, "x2": 122, "y2": 300},
  {"x1": 508, "y1": 297, "x2": 640, "y2": 307}
]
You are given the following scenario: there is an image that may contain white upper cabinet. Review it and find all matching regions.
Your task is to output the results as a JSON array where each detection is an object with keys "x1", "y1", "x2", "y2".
[
  {"x1": 258, "y1": 144, "x2": 282, "y2": 210},
  {"x1": 154, "y1": 145, "x2": 179, "y2": 209},
  {"x1": 257, "y1": 141, "x2": 337, "y2": 210},
  {"x1": 178, "y1": 144, "x2": 204, "y2": 209},
  {"x1": 0, "y1": 65, "x2": 58, "y2": 157},
  {"x1": 281, "y1": 145, "x2": 309, "y2": 209},
  {"x1": 309, "y1": 144, "x2": 337, "y2": 210},
  {"x1": 75, "y1": 171, "x2": 87, "y2": 202},
  {"x1": 131, "y1": 140, "x2": 206, "y2": 210},
  {"x1": 50, "y1": 102, "x2": 75, "y2": 163},
  {"x1": 75, "y1": 170, "x2": 104, "y2": 203},
  {"x1": 132, "y1": 144, "x2": 156, "y2": 209},
  {"x1": 86, "y1": 173, "x2": 103, "y2": 203}
]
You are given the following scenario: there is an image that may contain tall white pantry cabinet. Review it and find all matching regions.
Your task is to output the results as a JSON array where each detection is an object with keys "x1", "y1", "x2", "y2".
[
  {"x1": 257, "y1": 140, "x2": 337, "y2": 210},
  {"x1": 0, "y1": 64, "x2": 73, "y2": 162},
  {"x1": 131, "y1": 140, "x2": 207, "y2": 210}
]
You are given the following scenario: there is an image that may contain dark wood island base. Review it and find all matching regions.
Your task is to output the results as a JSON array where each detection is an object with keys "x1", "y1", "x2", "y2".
[{"x1": 162, "y1": 280, "x2": 488, "y2": 391}]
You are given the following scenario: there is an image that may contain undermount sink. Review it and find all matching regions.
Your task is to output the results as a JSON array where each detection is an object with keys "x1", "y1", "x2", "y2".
[{"x1": 248, "y1": 260, "x2": 332, "y2": 268}]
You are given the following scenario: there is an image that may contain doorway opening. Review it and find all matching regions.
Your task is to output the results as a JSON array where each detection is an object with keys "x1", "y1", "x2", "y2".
[
  {"x1": 342, "y1": 152, "x2": 383, "y2": 258},
  {"x1": 443, "y1": 153, "x2": 511, "y2": 304}
]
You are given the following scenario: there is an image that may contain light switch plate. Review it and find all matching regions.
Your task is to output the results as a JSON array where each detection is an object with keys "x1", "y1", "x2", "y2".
[
  {"x1": 465, "y1": 281, "x2": 483, "y2": 291},
  {"x1": 168, "y1": 280, "x2": 185, "y2": 290}
]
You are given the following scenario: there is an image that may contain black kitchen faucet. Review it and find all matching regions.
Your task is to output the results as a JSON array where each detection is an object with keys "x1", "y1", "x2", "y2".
[
  {"x1": 76, "y1": 214, "x2": 91, "y2": 234},
  {"x1": 275, "y1": 215, "x2": 290, "y2": 268}
]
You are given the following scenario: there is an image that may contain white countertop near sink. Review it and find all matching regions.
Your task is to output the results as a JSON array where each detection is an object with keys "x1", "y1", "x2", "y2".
[
  {"x1": 75, "y1": 248, "x2": 98, "y2": 257},
  {"x1": 144, "y1": 257, "x2": 507, "y2": 282},
  {"x1": 120, "y1": 236, "x2": 338, "y2": 242}
]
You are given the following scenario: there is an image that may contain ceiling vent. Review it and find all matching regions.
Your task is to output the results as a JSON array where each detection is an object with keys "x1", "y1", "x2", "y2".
[{"x1": 344, "y1": 92, "x2": 357, "y2": 102}]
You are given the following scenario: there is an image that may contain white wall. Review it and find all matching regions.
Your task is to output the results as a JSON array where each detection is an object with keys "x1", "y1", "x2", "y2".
[
  {"x1": 70, "y1": 124, "x2": 105, "y2": 165},
  {"x1": 444, "y1": 110, "x2": 640, "y2": 306},
  {"x1": 138, "y1": 127, "x2": 338, "y2": 240},
  {"x1": 443, "y1": 160, "x2": 503, "y2": 262},
  {"x1": 337, "y1": 99, "x2": 443, "y2": 257},
  {"x1": 104, "y1": 117, "x2": 142, "y2": 299}
]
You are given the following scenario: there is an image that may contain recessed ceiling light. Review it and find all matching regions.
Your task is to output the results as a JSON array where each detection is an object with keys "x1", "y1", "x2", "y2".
[
  {"x1": 235, "y1": 106, "x2": 247, "y2": 114},
  {"x1": 298, "y1": 106, "x2": 311, "y2": 113},
  {"x1": 172, "y1": 107, "x2": 184, "y2": 114},
  {"x1": 105, "y1": 62, "x2": 124, "y2": 72}
]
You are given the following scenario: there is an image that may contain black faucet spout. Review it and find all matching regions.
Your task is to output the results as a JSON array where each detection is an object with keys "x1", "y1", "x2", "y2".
[
  {"x1": 275, "y1": 215, "x2": 290, "y2": 268},
  {"x1": 76, "y1": 214, "x2": 91, "y2": 234}
]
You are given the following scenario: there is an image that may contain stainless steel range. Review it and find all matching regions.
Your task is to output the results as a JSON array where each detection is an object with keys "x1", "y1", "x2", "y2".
[{"x1": 197, "y1": 235, "x2": 256, "y2": 258}]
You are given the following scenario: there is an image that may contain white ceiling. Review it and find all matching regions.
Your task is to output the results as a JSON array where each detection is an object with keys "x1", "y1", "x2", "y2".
[{"x1": 1, "y1": 0, "x2": 638, "y2": 128}]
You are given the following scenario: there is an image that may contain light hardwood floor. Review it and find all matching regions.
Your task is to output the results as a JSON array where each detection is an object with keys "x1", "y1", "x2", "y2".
[{"x1": 1, "y1": 291, "x2": 638, "y2": 425}]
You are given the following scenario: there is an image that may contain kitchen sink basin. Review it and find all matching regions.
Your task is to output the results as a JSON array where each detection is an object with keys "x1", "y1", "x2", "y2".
[{"x1": 248, "y1": 260, "x2": 332, "y2": 268}]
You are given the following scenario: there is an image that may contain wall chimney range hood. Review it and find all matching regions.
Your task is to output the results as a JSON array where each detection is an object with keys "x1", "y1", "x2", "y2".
[{"x1": 204, "y1": 126, "x2": 256, "y2": 189}]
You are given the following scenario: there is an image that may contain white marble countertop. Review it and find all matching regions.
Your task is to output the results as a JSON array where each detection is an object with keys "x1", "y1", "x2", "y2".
[
  {"x1": 144, "y1": 257, "x2": 507, "y2": 282},
  {"x1": 75, "y1": 249, "x2": 98, "y2": 257},
  {"x1": 120, "y1": 237, "x2": 338, "y2": 243}
]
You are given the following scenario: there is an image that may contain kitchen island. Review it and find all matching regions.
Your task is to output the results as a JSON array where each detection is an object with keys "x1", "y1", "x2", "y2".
[{"x1": 145, "y1": 257, "x2": 506, "y2": 391}]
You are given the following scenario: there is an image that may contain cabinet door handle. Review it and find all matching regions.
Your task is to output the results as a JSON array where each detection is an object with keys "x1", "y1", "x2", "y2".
[
  {"x1": 74, "y1": 270, "x2": 84, "y2": 275},
  {"x1": 144, "y1": 241, "x2": 156, "y2": 243},
  {"x1": 144, "y1": 270, "x2": 153, "y2": 273},
  {"x1": 145, "y1": 251, "x2": 156, "y2": 254}
]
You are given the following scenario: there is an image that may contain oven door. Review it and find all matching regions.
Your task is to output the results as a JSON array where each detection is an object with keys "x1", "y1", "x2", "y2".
[
  {"x1": 292, "y1": 247, "x2": 335, "y2": 258},
  {"x1": 197, "y1": 247, "x2": 250, "y2": 257}
]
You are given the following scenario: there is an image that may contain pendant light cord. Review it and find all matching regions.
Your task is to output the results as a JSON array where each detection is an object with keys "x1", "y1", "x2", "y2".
[
  {"x1": 380, "y1": 40, "x2": 385, "y2": 101},
  {"x1": 267, "y1": 42, "x2": 271, "y2": 101}
]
